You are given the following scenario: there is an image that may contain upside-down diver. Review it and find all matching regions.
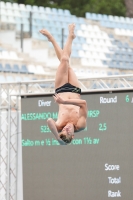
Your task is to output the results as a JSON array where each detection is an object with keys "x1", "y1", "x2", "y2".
[{"x1": 40, "y1": 23, "x2": 87, "y2": 145}]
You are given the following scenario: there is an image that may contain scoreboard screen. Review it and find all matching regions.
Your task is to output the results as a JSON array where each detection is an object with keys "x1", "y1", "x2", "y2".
[{"x1": 21, "y1": 89, "x2": 133, "y2": 200}]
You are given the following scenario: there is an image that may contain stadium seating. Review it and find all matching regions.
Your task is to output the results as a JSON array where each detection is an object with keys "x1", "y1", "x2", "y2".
[
  {"x1": 0, "y1": 0, "x2": 133, "y2": 80},
  {"x1": 12, "y1": 64, "x2": 21, "y2": 73},
  {"x1": 0, "y1": 75, "x2": 6, "y2": 82},
  {"x1": 19, "y1": 65, "x2": 29, "y2": 74},
  {"x1": 86, "y1": 12, "x2": 133, "y2": 27},
  {"x1": 0, "y1": 64, "x2": 4, "y2": 72},
  {"x1": 4, "y1": 63, "x2": 12, "y2": 72},
  {"x1": 85, "y1": 12, "x2": 133, "y2": 37},
  {"x1": 0, "y1": 63, "x2": 29, "y2": 73}
]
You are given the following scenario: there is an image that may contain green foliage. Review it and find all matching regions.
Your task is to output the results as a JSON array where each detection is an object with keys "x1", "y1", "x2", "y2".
[
  {"x1": 4, "y1": 0, "x2": 126, "y2": 17},
  {"x1": 83, "y1": 0, "x2": 126, "y2": 16},
  {"x1": 3, "y1": 0, "x2": 14, "y2": 2},
  {"x1": 49, "y1": 0, "x2": 126, "y2": 17}
]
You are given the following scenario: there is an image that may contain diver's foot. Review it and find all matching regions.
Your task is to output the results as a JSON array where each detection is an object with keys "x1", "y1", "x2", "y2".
[
  {"x1": 68, "y1": 23, "x2": 76, "y2": 39},
  {"x1": 39, "y1": 29, "x2": 53, "y2": 42}
]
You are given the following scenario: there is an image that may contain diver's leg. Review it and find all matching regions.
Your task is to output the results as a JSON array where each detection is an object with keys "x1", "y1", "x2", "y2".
[
  {"x1": 54, "y1": 24, "x2": 76, "y2": 89},
  {"x1": 68, "y1": 66, "x2": 80, "y2": 88},
  {"x1": 40, "y1": 29, "x2": 63, "y2": 61}
]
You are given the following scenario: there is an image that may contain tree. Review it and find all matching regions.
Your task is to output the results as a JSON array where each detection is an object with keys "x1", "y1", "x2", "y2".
[{"x1": 124, "y1": 0, "x2": 133, "y2": 17}]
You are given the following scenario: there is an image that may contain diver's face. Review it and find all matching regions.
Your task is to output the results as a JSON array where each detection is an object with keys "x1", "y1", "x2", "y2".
[{"x1": 62, "y1": 124, "x2": 74, "y2": 137}]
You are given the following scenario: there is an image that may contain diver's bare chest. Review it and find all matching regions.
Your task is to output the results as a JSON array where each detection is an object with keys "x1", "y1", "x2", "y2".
[
  {"x1": 57, "y1": 107, "x2": 79, "y2": 125},
  {"x1": 61, "y1": 110, "x2": 78, "y2": 119}
]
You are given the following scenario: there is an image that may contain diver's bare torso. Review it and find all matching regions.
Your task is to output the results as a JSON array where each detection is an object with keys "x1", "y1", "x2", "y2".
[{"x1": 55, "y1": 92, "x2": 81, "y2": 131}]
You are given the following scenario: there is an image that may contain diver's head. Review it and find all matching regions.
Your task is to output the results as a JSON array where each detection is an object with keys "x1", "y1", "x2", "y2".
[{"x1": 59, "y1": 123, "x2": 74, "y2": 144}]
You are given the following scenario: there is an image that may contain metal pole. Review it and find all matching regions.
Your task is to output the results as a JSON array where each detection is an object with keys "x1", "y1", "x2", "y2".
[
  {"x1": 16, "y1": 95, "x2": 19, "y2": 200},
  {"x1": 61, "y1": 28, "x2": 64, "y2": 49},
  {"x1": 20, "y1": 24, "x2": 23, "y2": 52},
  {"x1": 0, "y1": 83, "x2": 1, "y2": 198},
  {"x1": 7, "y1": 88, "x2": 11, "y2": 200},
  {"x1": 29, "y1": 11, "x2": 32, "y2": 38},
  {"x1": 0, "y1": 0, "x2": 1, "y2": 30}
]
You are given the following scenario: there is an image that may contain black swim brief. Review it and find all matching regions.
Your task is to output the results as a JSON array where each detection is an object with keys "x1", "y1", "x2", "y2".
[{"x1": 55, "y1": 83, "x2": 81, "y2": 94}]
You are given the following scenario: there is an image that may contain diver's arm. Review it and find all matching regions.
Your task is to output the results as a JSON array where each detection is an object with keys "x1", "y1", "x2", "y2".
[
  {"x1": 75, "y1": 106, "x2": 87, "y2": 131},
  {"x1": 64, "y1": 98, "x2": 87, "y2": 130},
  {"x1": 64, "y1": 99, "x2": 86, "y2": 108},
  {"x1": 47, "y1": 118, "x2": 67, "y2": 145},
  {"x1": 53, "y1": 93, "x2": 86, "y2": 108}
]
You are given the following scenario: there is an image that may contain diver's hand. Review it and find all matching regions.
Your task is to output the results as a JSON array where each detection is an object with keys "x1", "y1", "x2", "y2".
[{"x1": 53, "y1": 93, "x2": 65, "y2": 104}]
